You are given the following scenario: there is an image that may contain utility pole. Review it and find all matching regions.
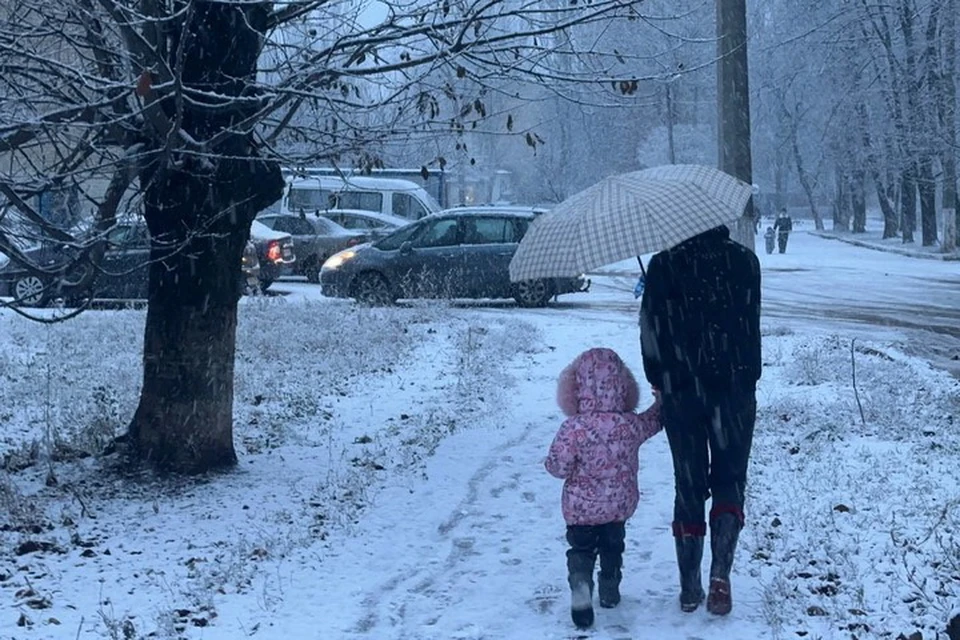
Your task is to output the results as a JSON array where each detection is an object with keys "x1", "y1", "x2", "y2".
[{"x1": 717, "y1": 0, "x2": 756, "y2": 249}]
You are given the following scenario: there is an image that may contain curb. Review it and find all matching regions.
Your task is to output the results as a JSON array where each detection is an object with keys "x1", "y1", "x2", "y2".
[{"x1": 808, "y1": 231, "x2": 960, "y2": 261}]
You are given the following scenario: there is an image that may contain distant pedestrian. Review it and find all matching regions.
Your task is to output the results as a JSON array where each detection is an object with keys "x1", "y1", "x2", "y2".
[
  {"x1": 545, "y1": 347, "x2": 662, "y2": 630},
  {"x1": 764, "y1": 226, "x2": 775, "y2": 255},
  {"x1": 639, "y1": 225, "x2": 762, "y2": 616},
  {"x1": 773, "y1": 209, "x2": 793, "y2": 253}
]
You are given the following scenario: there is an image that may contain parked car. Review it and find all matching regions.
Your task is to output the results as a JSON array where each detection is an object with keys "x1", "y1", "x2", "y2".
[
  {"x1": 318, "y1": 209, "x2": 409, "y2": 240},
  {"x1": 256, "y1": 213, "x2": 364, "y2": 283},
  {"x1": 319, "y1": 207, "x2": 589, "y2": 307},
  {"x1": 275, "y1": 175, "x2": 442, "y2": 221},
  {"x1": 249, "y1": 219, "x2": 296, "y2": 290},
  {"x1": 0, "y1": 222, "x2": 261, "y2": 306}
]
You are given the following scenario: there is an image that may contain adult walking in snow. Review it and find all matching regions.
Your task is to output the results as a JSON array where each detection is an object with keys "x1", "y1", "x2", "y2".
[
  {"x1": 545, "y1": 348, "x2": 662, "y2": 630},
  {"x1": 773, "y1": 208, "x2": 793, "y2": 253},
  {"x1": 639, "y1": 225, "x2": 762, "y2": 616}
]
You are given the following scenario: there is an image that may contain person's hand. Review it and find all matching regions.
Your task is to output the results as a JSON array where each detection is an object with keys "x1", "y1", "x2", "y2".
[{"x1": 651, "y1": 386, "x2": 662, "y2": 405}]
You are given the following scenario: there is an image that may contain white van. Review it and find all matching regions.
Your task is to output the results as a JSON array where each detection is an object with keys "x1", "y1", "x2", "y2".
[{"x1": 279, "y1": 175, "x2": 441, "y2": 221}]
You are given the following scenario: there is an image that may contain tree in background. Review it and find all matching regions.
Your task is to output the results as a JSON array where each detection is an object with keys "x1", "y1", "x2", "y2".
[
  {"x1": 0, "y1": 0, "x2": 649, "y2": 473},
  {"x1": 750, "y1": 0, "x2": 957, "y2": 245}
]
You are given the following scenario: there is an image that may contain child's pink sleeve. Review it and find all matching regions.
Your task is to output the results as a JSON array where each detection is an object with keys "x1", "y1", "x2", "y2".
[
  {"x1": 632, "y1": 402, "x2": 663, "y2": 444},
  {"x1": 545, "y1": 419, "x2": 578, "y2": 479}
]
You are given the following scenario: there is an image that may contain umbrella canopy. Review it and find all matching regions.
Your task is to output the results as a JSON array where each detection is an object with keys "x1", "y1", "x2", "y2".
[{"x1": 509, "y1": 164, "x2": 752, "y2": 282}]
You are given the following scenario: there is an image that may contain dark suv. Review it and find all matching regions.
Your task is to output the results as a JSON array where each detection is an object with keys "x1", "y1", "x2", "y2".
[{"x1": 319, "y1": 207, "x2": 588, "y2": 307}]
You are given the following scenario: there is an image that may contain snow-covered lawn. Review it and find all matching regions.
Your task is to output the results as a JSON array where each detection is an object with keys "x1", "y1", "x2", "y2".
[{"x1": 1, "y1": 238, "x2": 959, "y2": 639}]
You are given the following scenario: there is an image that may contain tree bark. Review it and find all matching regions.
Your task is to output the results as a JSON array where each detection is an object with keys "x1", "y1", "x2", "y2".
[
  {"x1": 790, "y1": 134, "x2": 824, "y2": 230},
  {"x1": 877, "y1": 175, "x2": 900, "y2": 238},
  {"x1": 918, "y1": 6, "x2": 940, "y2": 247},
  {"x1": 917, "y1": 157, "x2": 938, "y2": 246},
  {"x1": 127, "y1": 1, "x2": 283, "y2": 473},
  {"x1": 665, "y1": 82, "x2": 677, "y2": 164},
  {"x1": 850, "y1": 169, "x2": 867, "y2": 233},
  {"x1": 850, "y1": 168, "x2": 867, "y2": 232},
  {"x1": 942, "y1": 0, "x2": 958, "y2": 251},
  {"x1": 833, "y1": 171, "x2": 850, "y2": 232},
  {"x1": 716, "y1": 0, "x2": 755, "y2": 248},
  {"x1": 900, "y1": 166, "x2": 917, "y2": 243},
  {"x1": 774, "y1": 151, "x2": 787, "y2": 212}
]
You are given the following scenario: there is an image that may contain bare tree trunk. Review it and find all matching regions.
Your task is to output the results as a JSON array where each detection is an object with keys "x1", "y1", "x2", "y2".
[
  {"x1": 851, "y1": 167, "x2": 867, "y2": 232},
  {"x1": 774, "y1": 152, "x2": 787, "y2": 212},
  {"x1": 942, "y1": 0, "x2": 958, "y2": 251},
  {"x1": 901, "y1": 3, "x2": 921, "y2": 245},
  {"x1": 716, "y1": 0, "x2": 755, "y2": 248},
  {"x1": 918, "y1": 7, "x2": 941, "y2": 247},
  {"x1": 665, "y1": 83, "x2": 677, "y2": 164},
  {"x1": 131, "y1": 201, "x2": 246, "y2": 472},
  {"x1": 833, "y1": 172, "x2": 850, "y2": 231},
  {"x1": 790, "y1": 136, "x2": 825, "y2": 230},
  {"x1": 900, "y1": 166, "x2": 917, "y2": 243},
  {"x1": 127, "y1": 2, "x2": 283, "y2": 473},
  {"x1": 876, "y1": 175, "x2": 900, "y2": 238},
  {"x1": 917, "y1": 157, "x2": 938, "y2": 245}
]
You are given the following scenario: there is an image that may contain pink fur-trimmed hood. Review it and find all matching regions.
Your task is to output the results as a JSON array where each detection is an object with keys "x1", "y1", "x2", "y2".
[{"x1": 557, "y1": 348, "x2": 639, "y2": 417}]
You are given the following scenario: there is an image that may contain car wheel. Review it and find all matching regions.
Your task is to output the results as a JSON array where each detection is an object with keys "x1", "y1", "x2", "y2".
[
  {"x1": 305, "y1": 256, "x2": 322, "y2": 284},
  {"x1": 513, "y1": 279, "x2": 552, "y2": 308},
  {"x1": 352, "y1": 272, "x2": 394, "y2": 306},
  {"x1": 13, "y1": 275, "x2": 48, "y2": 307}
]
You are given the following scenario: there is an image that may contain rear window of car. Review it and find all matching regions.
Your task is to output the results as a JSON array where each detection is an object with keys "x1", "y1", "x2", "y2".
[
  {"x1": 326, "y1": 213, "x2": 369, "y2": 230},
  {"x1": 288, "y1": 217, "x2": 315, "y2": 235},
  {"x1": 308, "y1": 217, "x2": 338, "y2": 234}
]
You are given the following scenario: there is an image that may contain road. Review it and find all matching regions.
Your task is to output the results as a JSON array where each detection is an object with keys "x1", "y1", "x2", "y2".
[{"x1": 273, "y1": 231, "x2": 960, "y2": 377}]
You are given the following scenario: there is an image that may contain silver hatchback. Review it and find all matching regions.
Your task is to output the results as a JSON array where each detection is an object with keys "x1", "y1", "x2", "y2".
[{"x1": 320, "y1": 207, "x2": 588, "y2": 307}]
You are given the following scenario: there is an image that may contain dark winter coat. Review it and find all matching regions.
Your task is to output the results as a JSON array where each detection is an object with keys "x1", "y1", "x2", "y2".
[
  {"x1": 773, "y1": 214, "x2": 793, "y2": 234},
  {"x1": 639, "y1": 226, "x2": 761, "y2": 395}
]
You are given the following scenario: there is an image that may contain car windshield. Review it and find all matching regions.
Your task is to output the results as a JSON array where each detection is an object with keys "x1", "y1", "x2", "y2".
[{"x1": 374, "y1": 222, "x2": 422, "y2": 250}]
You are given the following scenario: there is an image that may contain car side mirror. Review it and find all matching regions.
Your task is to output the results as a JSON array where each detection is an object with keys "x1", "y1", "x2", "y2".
[{"x1": 399, "y1": 241, "x2": 413, "y2": 255}]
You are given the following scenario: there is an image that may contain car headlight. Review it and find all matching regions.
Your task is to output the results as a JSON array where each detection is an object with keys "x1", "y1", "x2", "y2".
[{"x1": 322, "y1": 250, "x2": 356, "y2": 271}]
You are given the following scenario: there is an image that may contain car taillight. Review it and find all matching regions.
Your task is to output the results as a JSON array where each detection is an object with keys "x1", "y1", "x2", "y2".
[
  {"x1": 346, "y1": 236, "x2": 365, "y2": 247},
  {"x1": 266, "y1": 240, "x2": 282, "y2": 263}
]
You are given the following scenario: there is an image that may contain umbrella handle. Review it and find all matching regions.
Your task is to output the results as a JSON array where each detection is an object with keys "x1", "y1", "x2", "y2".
[{"x1": 636, "y1": 256, "x2": 646, "y2": 276}]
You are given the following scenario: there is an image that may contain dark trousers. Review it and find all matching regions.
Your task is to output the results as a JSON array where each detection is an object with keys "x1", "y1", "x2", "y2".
[
  {"x1": 661, "y1": 387, "x2": 757, "y2": 533},
  {"x1": 777, "y1": 232, "x2": 789, "y2": 253},
  {"x1": 566, "y1": 522, "x2": 626, "y2": 587}
]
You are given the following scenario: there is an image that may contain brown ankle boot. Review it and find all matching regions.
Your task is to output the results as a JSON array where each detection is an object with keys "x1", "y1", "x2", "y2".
[
  {"x1": 707, "y1": 511, "x2": 741, "y2": 615},
  {"x1": 707, "y1": 577, "x2": 732, "y2": 615}
]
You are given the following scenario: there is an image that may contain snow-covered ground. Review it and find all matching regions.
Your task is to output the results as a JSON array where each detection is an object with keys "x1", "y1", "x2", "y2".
[{"x1": 1, "y1": 232, "x2": 958, "y2": 640}]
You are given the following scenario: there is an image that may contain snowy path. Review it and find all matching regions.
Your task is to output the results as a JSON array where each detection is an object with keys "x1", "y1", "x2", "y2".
[{"x1": 252, "y1": 315, "x2": 769, "y2": 640}]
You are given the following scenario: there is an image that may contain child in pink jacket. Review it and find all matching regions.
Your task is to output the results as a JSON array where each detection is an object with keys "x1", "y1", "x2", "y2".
[{"x1": 545, "y1": 347, "x2": 662, "y2": 630}]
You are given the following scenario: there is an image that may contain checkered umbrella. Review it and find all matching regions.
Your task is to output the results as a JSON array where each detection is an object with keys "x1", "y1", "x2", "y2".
[{"x1": 509, "y1": 164, "x2": 752, "y2": 282}]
